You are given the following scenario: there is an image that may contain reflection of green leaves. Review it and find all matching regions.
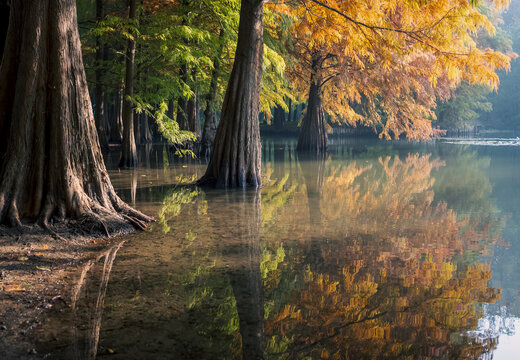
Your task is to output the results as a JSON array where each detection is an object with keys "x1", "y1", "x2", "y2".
[
  {"x1": 157, "y1": 188, "x2": 205, "y2": 234},
  {"x1": 262, "y1": 173, "x2": 299, "y2": 227},
  {"x1": 261, "y1": 245, "x2": 286, "y2": 279}
]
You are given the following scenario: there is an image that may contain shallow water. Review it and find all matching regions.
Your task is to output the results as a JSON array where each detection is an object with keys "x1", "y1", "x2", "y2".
[{"x1": 36, "y1": 137, "x2": 520, "y2": 359}]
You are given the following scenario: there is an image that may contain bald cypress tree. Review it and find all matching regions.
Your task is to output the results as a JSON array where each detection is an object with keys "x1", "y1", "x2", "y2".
[
  {"x1": 198, "y1": 0, "x2": 264, "y2": 188},
  {"x1": 0, "y1": 0, "x2": 152, "y2": 234}
]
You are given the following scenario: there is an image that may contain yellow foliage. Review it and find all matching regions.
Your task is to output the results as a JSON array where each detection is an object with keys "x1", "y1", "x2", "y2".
[{"x1": 270, "y1": 0, "x2": 514, "y2": 139}]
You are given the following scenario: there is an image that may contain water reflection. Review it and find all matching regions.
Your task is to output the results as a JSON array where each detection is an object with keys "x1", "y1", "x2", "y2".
[
  {"x1": 37, "y1": 243, "x2": 124, "y2": 359},
  {"x1": 36, "y1": 141, "x2": 516, "y2": 359}
]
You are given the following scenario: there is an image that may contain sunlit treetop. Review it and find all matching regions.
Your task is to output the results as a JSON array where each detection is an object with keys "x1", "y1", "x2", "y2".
[{"x1": 271, "y1": 0, "x2": 515, "y2": 139}]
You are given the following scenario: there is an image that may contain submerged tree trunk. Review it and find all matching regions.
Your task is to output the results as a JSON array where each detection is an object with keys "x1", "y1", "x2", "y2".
[
  {"x1": 198, "y1": 0, "x2": 264, "y2": 188},
  {"x1": 0, "y1": 0, "x2": 152, "y2": 233},
  {"x1": 94, "y1": 0, "x2": 108, "y2": 150},
  {"x1": 200, "y1": 29, "x2": 225, "y2": 158},
  {"x1": 119, "y1": 0, "x2": 138, "y2": 168},
  {"x1": 297, "y1": 57, "x2": 327, "y2": 152}
]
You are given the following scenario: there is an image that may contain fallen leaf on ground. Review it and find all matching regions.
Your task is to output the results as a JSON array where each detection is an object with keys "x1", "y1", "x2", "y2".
[{"x1": 1, "y1": 284, "x2": 25, "y2": 292}]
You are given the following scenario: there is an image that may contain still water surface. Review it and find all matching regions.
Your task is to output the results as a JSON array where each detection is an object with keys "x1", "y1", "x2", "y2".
[{"x1": 36, "y1": 137, "x2": 520, "y2": 359}]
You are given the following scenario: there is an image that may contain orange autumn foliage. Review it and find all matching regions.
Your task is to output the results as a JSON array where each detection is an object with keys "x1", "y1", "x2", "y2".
[{"x1": 272, "y1": 0, "x2": 515, "y2": 139}]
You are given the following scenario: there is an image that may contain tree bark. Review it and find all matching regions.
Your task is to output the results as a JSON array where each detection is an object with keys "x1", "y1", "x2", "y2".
[
  {"x1": 198, "y1": 0, "x2": 264, "y2": 188},
  {"x1": 94, "y1": 0, "x2": 108, "y2": 150},
  {"x1": 0, "y1": 0, "x2": 10, "y2": 62},
  {"x1": 0, "y1": 0, "x2": 152, "y2": 233},
  {"x1": 297, "y1": 56, "x2": 327, "y2": 152},
  {"x1": 119, "y1": 0, "x2": 138, "y2": 168},
  {"x1": 200, "y1": 29, "x2": 225, "y2": 158}
]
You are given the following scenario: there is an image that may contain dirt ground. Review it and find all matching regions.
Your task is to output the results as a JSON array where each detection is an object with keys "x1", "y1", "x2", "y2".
[{"x1": 0, "y1": 226, "x2": 127, "y2": 359}]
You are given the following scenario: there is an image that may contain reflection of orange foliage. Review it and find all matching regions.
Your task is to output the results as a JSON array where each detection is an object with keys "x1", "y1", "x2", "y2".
[
  {"x1": 267, "y1": 260, "x2": 499, "y2": 359},
  {"x1": 264, "y1": 154, "x2": 501, "y2": 359},
  {"x1": 320, "y1": 154, "x2": 498, "y2": 263}
]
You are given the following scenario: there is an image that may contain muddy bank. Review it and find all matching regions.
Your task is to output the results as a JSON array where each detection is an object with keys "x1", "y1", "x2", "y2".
[{"x1": 0, "y1": 227, "x2": 127, "y2": 359}]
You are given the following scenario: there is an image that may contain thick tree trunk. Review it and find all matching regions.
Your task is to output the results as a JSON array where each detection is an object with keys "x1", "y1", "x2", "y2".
[
  {"x1": 94, "y1": 0, "x2": 108, "y2": 150},
  {"x1": 198, "y1": 0, "x2": 264, "y2": 188},
  {"x1": 200, "y1": 29, "x2": 225, "y2": 158},
  {"x1": 0, "y1": 0, "x2": 152, "y2": 233},
  {"x1": 119, "y1": 0, "x2": 138, "y2": 167},
  {"x1": 297, "y1": 57, "x2": 327, "y2": 152},
  {"x1": 0, "y1": 0, "x2": 10, "y2": 62}
]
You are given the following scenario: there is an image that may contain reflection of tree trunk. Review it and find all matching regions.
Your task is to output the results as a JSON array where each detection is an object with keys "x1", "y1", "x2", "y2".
[
  {"x1": 142, "y1": 143, "x2": 151, "y2": 168},
  {"x1": 150, "y1": 143, "x2": 164, "y2": 168},
  {"x1": 299, "y1": 152, "x2": 326, "y2": 223},
  {"x1": 211, "y1": 191, "x2": 264, "y2": 359},
  {"x1": 298, "y1": 153, "x2": 326, "y2": 270},
  {"x1": 273, "y1": 142, "x2": 285, "y2": 180},
  {"x1": 227, "y1": 192, "x2": 264, "y2": 360},
  {"x1": 130, "y1": 170, "x2": 138, "y2": 205},
  {"x1": 70, "y1": 242, "x2": 124, "y2": 360}
]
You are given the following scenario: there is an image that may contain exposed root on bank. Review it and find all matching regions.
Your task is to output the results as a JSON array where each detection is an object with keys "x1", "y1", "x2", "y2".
[{"x1": 0, "y1": 198, "x2": 155, "y2": 240}]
